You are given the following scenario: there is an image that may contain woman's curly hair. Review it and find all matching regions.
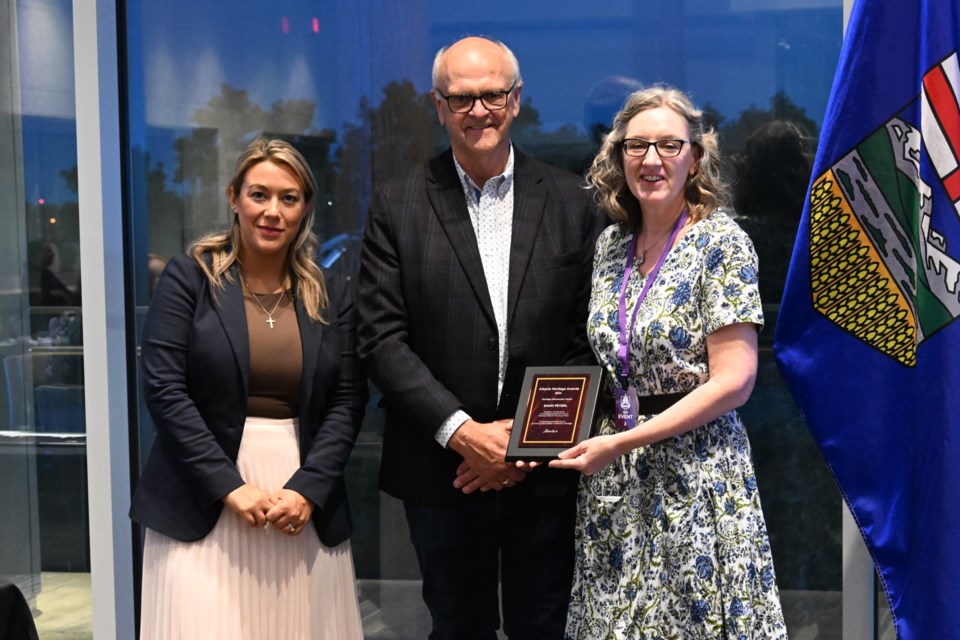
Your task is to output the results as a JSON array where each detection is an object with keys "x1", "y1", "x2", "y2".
[{"x1": 586, "y1": 84, "x2": 728, "y2": 228}]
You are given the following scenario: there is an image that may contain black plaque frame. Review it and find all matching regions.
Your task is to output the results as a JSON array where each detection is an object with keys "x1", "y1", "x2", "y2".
[{"x1": 505, "y1": 365, "x2": 602, "y2": 461}]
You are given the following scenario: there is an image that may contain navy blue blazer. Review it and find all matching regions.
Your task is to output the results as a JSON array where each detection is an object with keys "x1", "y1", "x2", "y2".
[{"x1": 129, "y1": 254, "x2": 365, "y2": 546}]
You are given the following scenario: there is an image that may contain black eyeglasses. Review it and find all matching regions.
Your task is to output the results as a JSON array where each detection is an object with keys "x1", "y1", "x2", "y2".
[
  {"x1": 435, "y1": 83, "x2": 516, "y2": 114},
  {"x1": 621, "y1": 138, "x2": 690, "y2": 158}
]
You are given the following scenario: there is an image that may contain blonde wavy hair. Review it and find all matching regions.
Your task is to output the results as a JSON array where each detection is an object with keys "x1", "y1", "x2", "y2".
[
  {"x1": 191, "y1": 137, "x2": 328, "y2": 323},
  {"x1": 587, "y1": 84, "x2": 728, "y2": 228}
]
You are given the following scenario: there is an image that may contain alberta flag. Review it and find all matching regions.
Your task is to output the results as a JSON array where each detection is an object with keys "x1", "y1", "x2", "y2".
[{"x1": 774, "y1": 0, "x2": 960, "y2": 638}]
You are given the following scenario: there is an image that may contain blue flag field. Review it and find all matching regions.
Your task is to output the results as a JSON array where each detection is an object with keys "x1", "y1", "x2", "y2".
[{"x1": 773, "y1": 0, "x2": 960, "y2": 638}]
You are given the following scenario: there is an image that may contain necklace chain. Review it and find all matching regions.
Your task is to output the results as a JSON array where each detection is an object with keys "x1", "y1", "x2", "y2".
[
  {"x1": 637, "y1": 215, "x2": 684, "y2": 265},
  {"x1": 250, "y1": 291, "x2": 285, "y2": 329}
]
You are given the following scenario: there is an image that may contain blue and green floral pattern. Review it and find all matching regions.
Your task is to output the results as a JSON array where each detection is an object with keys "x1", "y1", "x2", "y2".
[{"x1": 565, "y1": 211, "x2": 788, "y2": 639}]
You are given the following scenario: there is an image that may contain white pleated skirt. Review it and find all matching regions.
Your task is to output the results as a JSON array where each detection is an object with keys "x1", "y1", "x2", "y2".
[{"x1": 139, "y1": 417, "x2": 363, "y2": 640}]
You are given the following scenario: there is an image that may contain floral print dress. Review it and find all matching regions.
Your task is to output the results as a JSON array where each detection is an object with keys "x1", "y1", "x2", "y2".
[{"x1": 565, "y1": 211, "x2": 788, "y2": 640}]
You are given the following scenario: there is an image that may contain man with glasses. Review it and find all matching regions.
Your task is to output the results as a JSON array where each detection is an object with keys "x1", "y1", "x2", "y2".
[{"x1": 358, "y1": 36, "x2": 604, "y2": 640}]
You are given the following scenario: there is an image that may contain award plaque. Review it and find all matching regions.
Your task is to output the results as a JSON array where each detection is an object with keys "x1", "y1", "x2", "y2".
[{"x1": 505, "y1": 366, "x2": 603, "y2": 461}]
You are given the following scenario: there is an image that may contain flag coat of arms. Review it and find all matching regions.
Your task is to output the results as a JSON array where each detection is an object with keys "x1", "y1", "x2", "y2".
[{"x1": 774, "y1": 0, "x2": 960, "y2": 638}]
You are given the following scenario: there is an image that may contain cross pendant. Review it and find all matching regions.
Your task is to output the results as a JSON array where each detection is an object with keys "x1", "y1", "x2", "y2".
[{"x1": 266, "y1": 317, "x2": 276, "y2": 329}]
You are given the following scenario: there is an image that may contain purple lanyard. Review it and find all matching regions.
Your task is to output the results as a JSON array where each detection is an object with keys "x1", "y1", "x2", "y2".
[{"x1": 617, "y1": 208, "x2": 688, "y2": 386}]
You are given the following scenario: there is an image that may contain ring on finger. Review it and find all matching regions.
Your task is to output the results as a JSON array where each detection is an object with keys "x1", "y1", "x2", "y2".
[{"x1": 286, "y1": 523, "x2": 295, "y2": 533}]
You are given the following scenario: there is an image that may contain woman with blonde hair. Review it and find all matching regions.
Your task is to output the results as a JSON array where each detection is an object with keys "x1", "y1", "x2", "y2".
[
  {"x1": 549, "y1": 86, "x2": 787, "y2": 638},
  {"x1": 131, "y1": 138, "x2": 365, "y2": 639}
]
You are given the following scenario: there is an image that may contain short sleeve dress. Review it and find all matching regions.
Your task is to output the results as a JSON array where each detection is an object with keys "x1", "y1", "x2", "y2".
[{"x1": 564, "y1": 210, "x2": 788, "y2": 639}]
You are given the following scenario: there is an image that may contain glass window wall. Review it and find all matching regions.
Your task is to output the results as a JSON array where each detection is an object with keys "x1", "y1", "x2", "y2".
[
  {"x1": 121, "y1": 1, "x2": 845, "y2": 637},
  {"x1": 0, "y1": 0, "x2": 91, "y2": 636},
  {"x1": 0, "y1": 1, "x2": 863, "y2": 637},
  {"x1": 0, "y1": 0, "x2": 856, "y2": 638}
]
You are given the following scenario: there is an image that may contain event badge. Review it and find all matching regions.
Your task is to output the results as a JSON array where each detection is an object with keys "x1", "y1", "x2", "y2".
[{"x1": 614, "y1": 387, "x2": 638, "y2": 431}]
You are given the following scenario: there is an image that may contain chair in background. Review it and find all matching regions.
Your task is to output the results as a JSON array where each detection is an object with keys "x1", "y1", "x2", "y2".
[
  {"x1": 34, "y1": 385, "x2": 85, "y2": 433},
  {"x1": 3, "y1": 353, "x2": 84, "y2": 431}
]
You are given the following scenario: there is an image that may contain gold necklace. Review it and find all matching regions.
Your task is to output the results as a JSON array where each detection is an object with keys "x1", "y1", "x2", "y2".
[
  {"x1": 637, "y1": 225, "x2": 676, "y2": 265},
  {"x1": 250, "y1": 291, "x2": 285, "y2": 329}
]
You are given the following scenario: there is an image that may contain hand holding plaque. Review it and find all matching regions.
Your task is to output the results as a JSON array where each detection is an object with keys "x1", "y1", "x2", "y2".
[{"x1": 505, "y1": 366, "x2": 602, "y2": 461}]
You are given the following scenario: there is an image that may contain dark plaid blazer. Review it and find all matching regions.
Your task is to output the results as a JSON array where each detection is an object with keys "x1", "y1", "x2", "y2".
[{"x1": 358, "y1": 148, "x2": 605, "y2": 505}]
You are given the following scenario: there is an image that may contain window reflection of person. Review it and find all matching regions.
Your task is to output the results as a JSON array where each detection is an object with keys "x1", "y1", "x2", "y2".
[
  {"x1": 733, "y1": 120, "x2": 814, "y2": 304},
  {"x1": 130, "y1": 138, "x2": 365, "y2": 639},
  {"x1": 29, "y1": 241, "x2": 77, "y2": 306},
  {"x1": 548, "y1": 86, "x2": 788, "y2": 638},
  {"x1": 146, "y1": 253, "x2": 167, "y2": 296}
]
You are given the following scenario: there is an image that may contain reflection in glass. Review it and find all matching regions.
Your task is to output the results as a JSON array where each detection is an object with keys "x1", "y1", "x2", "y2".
[
  {"x1": 0, "y1": 0, "x2": 90, "y2": 636},
  {"x1": 123, "y1": 1, "x2": 845, "y2": 636}
]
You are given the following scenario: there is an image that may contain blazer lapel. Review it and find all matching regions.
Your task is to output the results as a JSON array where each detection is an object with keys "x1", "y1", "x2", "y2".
[
  {"x1": 426, "y1": 151, "x2": 497, "y2": 327},
  {"x1": 507, "y1": 152, "x2": 546, "y2": 323},
  {"x1": 214, "y1": 268, "x2": 251, "y2": 396}
]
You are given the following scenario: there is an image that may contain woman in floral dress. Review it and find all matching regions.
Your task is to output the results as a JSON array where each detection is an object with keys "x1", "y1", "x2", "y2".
[{"x1": 549, "y1": 85, "x2": 788, "y2": 639}]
